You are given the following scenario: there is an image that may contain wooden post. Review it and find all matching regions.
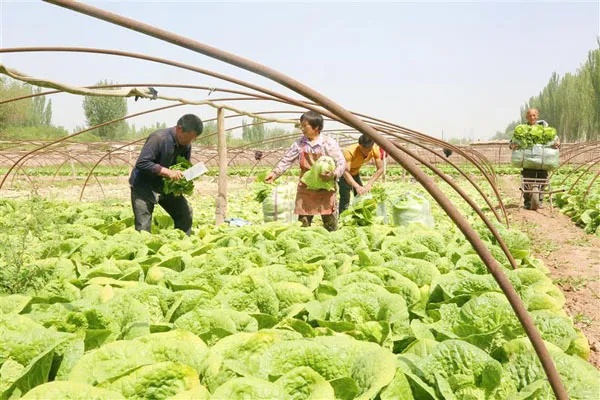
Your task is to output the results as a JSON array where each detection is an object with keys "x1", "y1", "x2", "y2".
[
  {"x1": 215, "y1": 107, "x2": 227, "y2": 225},
  {"x1": 382, "y1": 150, "x2": 387, "y2": 183},
  {"x1": 69, "y1": 151, "x2": 76, "y2": 178},
  {"x1": 498, "y1": 143, "x2": 502, "y2": 167}
]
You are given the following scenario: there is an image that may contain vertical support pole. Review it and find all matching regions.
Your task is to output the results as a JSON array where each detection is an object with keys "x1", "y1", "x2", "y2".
[
  {"x1": 382, "y1": 149, "x2": 387, "y2": 183},
  {"x1": 69, "y1": 151, "x2": 76, "y2": 178},
  {"x1": 128, "y1": 147, "x2": 133, "y2": 176},
  {"x1": 215, "y1": 107, "x2": 227, "y2": 225},
  {"x1": 498, "y1": 143, "x2": 502, "y2": 167}
]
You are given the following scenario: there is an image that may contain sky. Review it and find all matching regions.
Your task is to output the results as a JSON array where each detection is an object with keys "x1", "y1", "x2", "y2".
[{"x1": 1, "y1": 0, "x2": 599, "y2": 141}]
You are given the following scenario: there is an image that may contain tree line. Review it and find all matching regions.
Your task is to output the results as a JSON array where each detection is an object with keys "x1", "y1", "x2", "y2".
[
  {"x1": 0, "y1": 78, "x2": 52, "y2": 128},
  {"x1": 495, "y1": 40, "x2": 600, "y2": 142},
  {"x1": 0, "y1": 79, "x2": 297, "y2": 147}
]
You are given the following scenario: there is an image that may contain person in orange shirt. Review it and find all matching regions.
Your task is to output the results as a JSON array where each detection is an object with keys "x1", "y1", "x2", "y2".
[{"x1": 338, "y1": 134, "x2": 384, "y2": 214}]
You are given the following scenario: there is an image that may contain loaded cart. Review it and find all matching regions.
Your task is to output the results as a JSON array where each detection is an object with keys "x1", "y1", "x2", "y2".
[{"x1": 511, "y1": 125, "x2": 564, "y2": 211}]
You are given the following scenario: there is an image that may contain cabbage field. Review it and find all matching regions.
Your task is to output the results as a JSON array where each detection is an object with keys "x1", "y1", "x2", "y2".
[{"x1": 1, "y1": 167, "x2": 599, "y2": 400}]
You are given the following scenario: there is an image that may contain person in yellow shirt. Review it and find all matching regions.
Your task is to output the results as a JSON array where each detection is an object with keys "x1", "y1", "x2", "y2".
[{"x1": 339, "y1": 134, "x2": 384, "y2": 213}]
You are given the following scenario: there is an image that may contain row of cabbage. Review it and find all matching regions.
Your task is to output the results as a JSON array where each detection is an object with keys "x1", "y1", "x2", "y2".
[
  {"x1": 0, "y1": 179, "x2": 598, "y2": 399},
  {"x1": 551, "y1": 171, "x2": 600, "y2": 235}
]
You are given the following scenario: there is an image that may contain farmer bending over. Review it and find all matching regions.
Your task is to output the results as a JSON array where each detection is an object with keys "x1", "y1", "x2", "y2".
[
  {"x1": 338, "y1": 134, "x2": 384, "y2": 214},
  {"x1": 129, "y1": 114, "x2": 203, "y2": 234}
]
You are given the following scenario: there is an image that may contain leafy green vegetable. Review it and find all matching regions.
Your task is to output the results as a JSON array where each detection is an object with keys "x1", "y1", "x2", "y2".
[
  {"x1": 252, "y1": 171, "x2": 271, "y2": 203},
  {"x1": 276, "y1": 366, "x2": 335, "y2": 400},
  {"x1": 0, "y1": 314, "x2": 74, "y2": 399},
  {"x1": 499, "y1": 338, "x2": 600, "y2": 398},
  {"x1": 300, "y1": 156, "x2": 336, "y2": 191},
  {"x1": 370, "y1": 183, "x2": 387, "y2": 203},
  {"x1": 20, "y1": 381, "x2": 126, "y2": 399},
  {"x1": 340, "y1": 197, "x2": 378, "y2": 226},
  {"x1": 2, "y1": 189, "x2": 600, "y2": 399},
  {"x1": 512, "y1": 124, "x2": 557, "y2": 148},
  {"x1": 211, "y1": 376, "x2": 287, "y2": 400},
  {"x1": 163, "y1": 156, "x2": 194, "y2": 196},
  {"x1": 99, "y1": 361, "x2": 200, "y2": 399}
]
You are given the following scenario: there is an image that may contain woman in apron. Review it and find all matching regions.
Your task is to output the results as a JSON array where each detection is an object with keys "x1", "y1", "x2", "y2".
[{"x1": 265, "y1": 111, "x2": 346, "y2": 231}]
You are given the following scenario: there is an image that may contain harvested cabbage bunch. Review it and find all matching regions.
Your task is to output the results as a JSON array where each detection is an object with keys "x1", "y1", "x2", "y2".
[
  {"x1": 512, "y1": 124, "x2": 557, "y2": 149},
  {"x1": 301, "y1": 156, "x2": 336, "y2": 191},
  {"x1": 163, "y1": 156, "x2": 194, "y2": 196}
]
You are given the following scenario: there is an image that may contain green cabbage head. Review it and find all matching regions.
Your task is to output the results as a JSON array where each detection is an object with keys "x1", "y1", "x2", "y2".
[{"x1": 301, "y1": 156, "x2": 336, "y2": 191}]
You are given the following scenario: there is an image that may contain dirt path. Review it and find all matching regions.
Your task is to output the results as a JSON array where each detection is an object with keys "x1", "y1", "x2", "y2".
[{"x1": 499, "y1": 175, "x2": 600, "y2": 368}]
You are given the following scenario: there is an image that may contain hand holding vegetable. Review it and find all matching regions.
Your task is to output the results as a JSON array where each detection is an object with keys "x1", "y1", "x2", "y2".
[
  {"x1": 356, "y1": 185, "x2": 368, "y2": 196},
  {"x1": 162, "y1": 168, "x2": 183, "y2": 180},
  {"x1": 264, "y1": 172, "x2": 276, "y2": 183},
  {"x1": 162, "y1": 156, "x2": 194, "y2": 196},
  {"x1": 300, "y1": 156, "x2": 336, "y2": 191},
  {"x1": 319, "y1": 170, "x2": 334, "y2": 181}
]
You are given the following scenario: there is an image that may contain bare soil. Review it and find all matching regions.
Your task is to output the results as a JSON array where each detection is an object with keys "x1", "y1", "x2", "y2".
[{"x1": 499, "y1": 175, "x2": 600, "y2": 369}]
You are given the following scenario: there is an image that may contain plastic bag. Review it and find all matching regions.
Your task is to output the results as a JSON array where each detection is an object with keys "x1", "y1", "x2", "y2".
[
  {"x1": 511, "y1": 144, "x2": 559, "y2": 171},
  {"x1": 391, "y1": 192, "x2": 434, "y2": 227},
  {"x1": 262, "y1": 182, "x2": 296, "y2": 223}
]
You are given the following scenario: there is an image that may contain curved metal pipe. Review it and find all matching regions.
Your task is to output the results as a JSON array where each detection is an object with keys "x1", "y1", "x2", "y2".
[
  {"x1": 553, "y1": 142, "x2": 600, "y2": 182},
  {"x1": 565, "y1": 159, "x2": 600, "y2": 193},
  {"x1": 1, "y1": 62, "x2": 507, "y2": 224},
  {"x1": 78, "y1": 136, "x2": 149, "y2": 200},
  {"x1": 0, "y1": 103, "x2": 184, "y2": 191},
  {"x1": 582, "y1": 166, "x2": 600, "y2": 202},
  {"x1": 377, "y1": 128, "x2": 505, "y2": 224},
  {"x1": 24, "y1": 3, "x2": 570, "y2": 396},
  {"x1": 351, "y1": 113, "x2": 508, "y2": 221}
]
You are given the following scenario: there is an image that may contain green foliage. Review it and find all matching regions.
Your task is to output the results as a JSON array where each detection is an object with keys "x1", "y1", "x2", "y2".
[
  {"x1": 370, "y1": 183, "x2": 387, "y2": 203},
  {"x1": 0, "y1": 125, "x2": 68, "y2": 141},
  {"x1": 553, "y1": 174, "x2": 600, "y2": 235},
  {"x1": 25, "y1": 88, "x2": 52, "y2": 127},
  {"x1": 1, "y1": 184, "x2": 600, "y2": 399},
  {"x1": 126, "y1": 121, "x2": 167, "y2": 140},
  {"x1": 496, "y1": 120, "x2": 520, "y2": 141},
  {"x1": 20, "y1": 382, "x2": 125, "y2": 399},
  {"x1": 194, "y1": 121, "x2": 219, "y2": 146},
  {"x1": 0, "y1": 197, "x2": 55, "y2": 294},
  {"x1": 252, "y1": 172, "x2": 271, "y2": 203},
  {"x1": 300, "y1": 156, "x2": 336, "y2": 190},
  {"x1": 162, "y1": 156, "x2": 194, "y2": 196},
  {"x1": 520, "y1": 43, "x2": 600, "y2": 142},
  {"x1": 193, "y1": 121, "x2": 243, "y2": 146},
  {"x1": 0, "y1": 77, "x2": 33, "y2": 128},
  {"x1": 0, "y1": 78, "x2": 53, "y2": 129},
  {"x1": 511, "y1": 124, "x2": 557, "y2": 148},
  {"x1": 340, "y1": 197, "x2": 379, "y2": 226},
  {"x1": 242, "y1": 117, "x2": 265, "y2": 143},
  {"x1": 82, "y1": 80, "x2": 128, "y2": 140},
  {"x1": 241, "y1": 118, "x2": 297, "y2": 149}
]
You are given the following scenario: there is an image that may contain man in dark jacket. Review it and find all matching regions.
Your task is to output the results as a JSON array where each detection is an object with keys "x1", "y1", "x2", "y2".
[{"x1": 129, "y1": 114, "x2": 203, "y2": 234}]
